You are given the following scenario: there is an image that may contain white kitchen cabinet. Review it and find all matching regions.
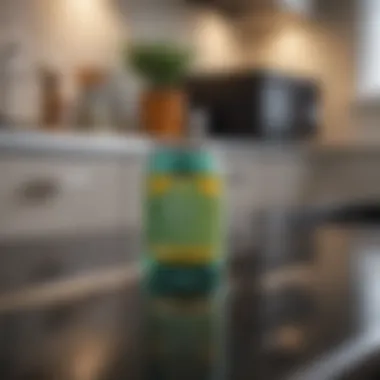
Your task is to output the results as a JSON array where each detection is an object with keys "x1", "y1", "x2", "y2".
[
  {"x1": 227, "y1": 150, "x2": 306, "y2": 207},
  {"x1": 118, "y1": 158, "x2": 145, "y2": 229},
  {"x1": 223, "y1": 149, "x2": 307, "y2": 245},
  {"x1": 0, "y1": 157, "x2": 125, "y2": 240},
  {"x1": 0, "y1": 154, "x2": 144, "y2": 294},
  {"x1": 303, "y1": 153, "x2": 380, "y2": 205},
  {"x1": 0, "y1": 145, "x2": 308, "y2": 241}
]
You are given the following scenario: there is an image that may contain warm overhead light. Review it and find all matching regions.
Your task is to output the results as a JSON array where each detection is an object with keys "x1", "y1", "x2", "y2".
[{"x1": 65, "y1": 0, "x2": 103, "y2": 14}]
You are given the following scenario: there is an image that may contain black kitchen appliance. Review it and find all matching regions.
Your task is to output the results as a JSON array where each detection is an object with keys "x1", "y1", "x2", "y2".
[{"x1": 186, "y1": 70, "x2": 320, "y2": 141}]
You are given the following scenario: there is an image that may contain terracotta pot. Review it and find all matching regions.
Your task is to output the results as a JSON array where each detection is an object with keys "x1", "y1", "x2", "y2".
[{"x1": 140, "y1": 88, "x2": 187, "y2": 139}]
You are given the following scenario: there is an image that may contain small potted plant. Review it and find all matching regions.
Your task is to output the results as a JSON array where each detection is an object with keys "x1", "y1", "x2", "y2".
[{"x1": 127, "y1": 42, "x2": 192, "y2": 138}]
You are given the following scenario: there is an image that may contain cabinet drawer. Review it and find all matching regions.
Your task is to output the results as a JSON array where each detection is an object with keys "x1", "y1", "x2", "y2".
[
  {"x1": 0, "y1": 158, "x2": 123, "y2": 239},
  {"x1": 228, "y1": 159, "x2": 305, "y2": 210},
  {"x1": 119, "y1": 159, "x2": 144, "y2": 228},
  {"x1": 306, "y1": 157, "x2": 380, "y2": 203}
]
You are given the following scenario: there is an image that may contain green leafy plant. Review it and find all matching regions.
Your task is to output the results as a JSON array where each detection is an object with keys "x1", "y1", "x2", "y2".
[{"x1": 127, "y1": 42, "x2": 192, "y2": 88}]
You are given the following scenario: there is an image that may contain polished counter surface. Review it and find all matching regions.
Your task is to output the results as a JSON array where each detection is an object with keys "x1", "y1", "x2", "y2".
[
  {"x1": 0, "y1": 131, "x2": 152, "y2": 158},
  {"x1": 0, "y1": 251, "x2": 261, "y2": 380},
  {"x1": 2, "y1": 130, "x2": 380, "y2": 159}
]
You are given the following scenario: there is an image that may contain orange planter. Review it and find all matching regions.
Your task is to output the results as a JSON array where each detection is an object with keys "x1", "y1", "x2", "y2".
[{"x1": 140, "y1": 88, "x2": 187, "y2": 139}]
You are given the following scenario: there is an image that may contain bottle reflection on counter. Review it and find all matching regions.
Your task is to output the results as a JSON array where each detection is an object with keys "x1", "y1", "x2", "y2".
[{"x1": 145, "y1": 295, "x2": 224, "y2": 380}]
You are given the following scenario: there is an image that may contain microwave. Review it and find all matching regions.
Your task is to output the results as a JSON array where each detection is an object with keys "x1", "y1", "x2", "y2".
[{"x1": 186, "y1": 70, "x2": 321, "y2": 141}]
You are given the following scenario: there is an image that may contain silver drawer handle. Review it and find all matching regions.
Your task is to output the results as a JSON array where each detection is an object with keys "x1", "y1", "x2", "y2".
[{"x1": 16, "y1": 178, "x2": 60, "y2": 204}]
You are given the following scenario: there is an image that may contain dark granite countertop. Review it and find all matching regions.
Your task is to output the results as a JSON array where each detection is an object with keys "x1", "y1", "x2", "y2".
[
  {"x1": 0, "y1": 249, "x2": 363, "y2": 380},
  {"x1": 2, "y1": 204, "x2": 380, "y2": 380},
  {"x1": 0, "y1": 254, "x2": 261, "y2": 380}
]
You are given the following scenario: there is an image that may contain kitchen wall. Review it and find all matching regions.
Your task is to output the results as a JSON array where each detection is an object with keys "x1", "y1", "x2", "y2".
[
  {"x1": 1, "y1": 0, "x2": 354, "y2": 142},
  {"x1": 0, "y1": 0, "x2": 127, "y2": 125},
  {"x1": 1, "y1": 0, "x2": 243, "y2": 127}
]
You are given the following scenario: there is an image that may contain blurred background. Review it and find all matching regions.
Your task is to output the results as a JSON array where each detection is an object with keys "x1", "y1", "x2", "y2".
[{"x1": 2, "y1": 0, "x2": 380, "y2": 379}]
